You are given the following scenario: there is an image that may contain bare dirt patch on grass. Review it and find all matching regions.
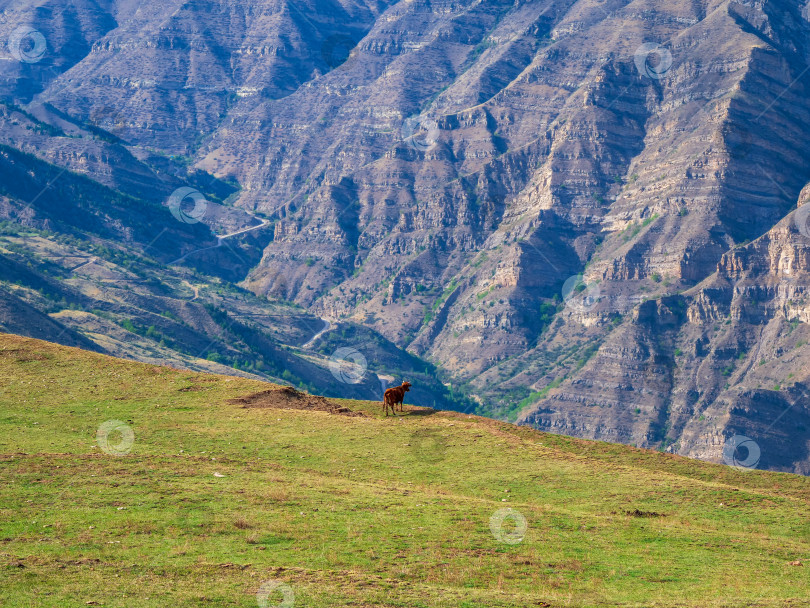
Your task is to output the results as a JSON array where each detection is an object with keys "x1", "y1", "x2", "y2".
[{"x1": 229, "y1": 386, "x2": 365, "y2": 417}]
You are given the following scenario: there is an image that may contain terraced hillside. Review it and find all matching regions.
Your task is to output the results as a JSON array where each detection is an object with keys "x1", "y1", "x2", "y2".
[{"x1": 1, "y1": 333, "x2": 808, "y2": 607}]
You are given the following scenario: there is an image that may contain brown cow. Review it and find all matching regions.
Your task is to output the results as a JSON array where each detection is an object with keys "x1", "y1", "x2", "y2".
[{"x1": 383, "y1": 381, "x2": 411, "y2": 416}]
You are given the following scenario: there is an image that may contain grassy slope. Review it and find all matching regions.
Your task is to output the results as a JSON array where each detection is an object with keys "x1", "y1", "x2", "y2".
[{"x1": 0, "y1": 333, "x2": 808, "y2": 608}]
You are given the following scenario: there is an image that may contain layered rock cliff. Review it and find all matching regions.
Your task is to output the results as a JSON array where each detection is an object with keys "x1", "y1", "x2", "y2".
[{"x1": 1, "y1": 0, "x2": 810, "y2": 471}]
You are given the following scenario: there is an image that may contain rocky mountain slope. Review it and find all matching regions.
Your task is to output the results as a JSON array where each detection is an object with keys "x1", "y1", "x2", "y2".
[
  {"x1": 2, "y1": 0, "x2": 810, "y2": 471},
  {"x1": 0, "y1": 116, "x2": 460, "y2": 409}
]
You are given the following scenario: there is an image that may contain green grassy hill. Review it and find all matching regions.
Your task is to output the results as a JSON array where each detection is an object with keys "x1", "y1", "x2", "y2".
[{"x1": 1, "y1": 333, "x2": 809, "y2": 607}]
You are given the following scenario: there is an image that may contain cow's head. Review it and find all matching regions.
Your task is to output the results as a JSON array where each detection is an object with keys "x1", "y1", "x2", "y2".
[{"x1": 403, "y1": 381, "x2": 412, "y2": 392}]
